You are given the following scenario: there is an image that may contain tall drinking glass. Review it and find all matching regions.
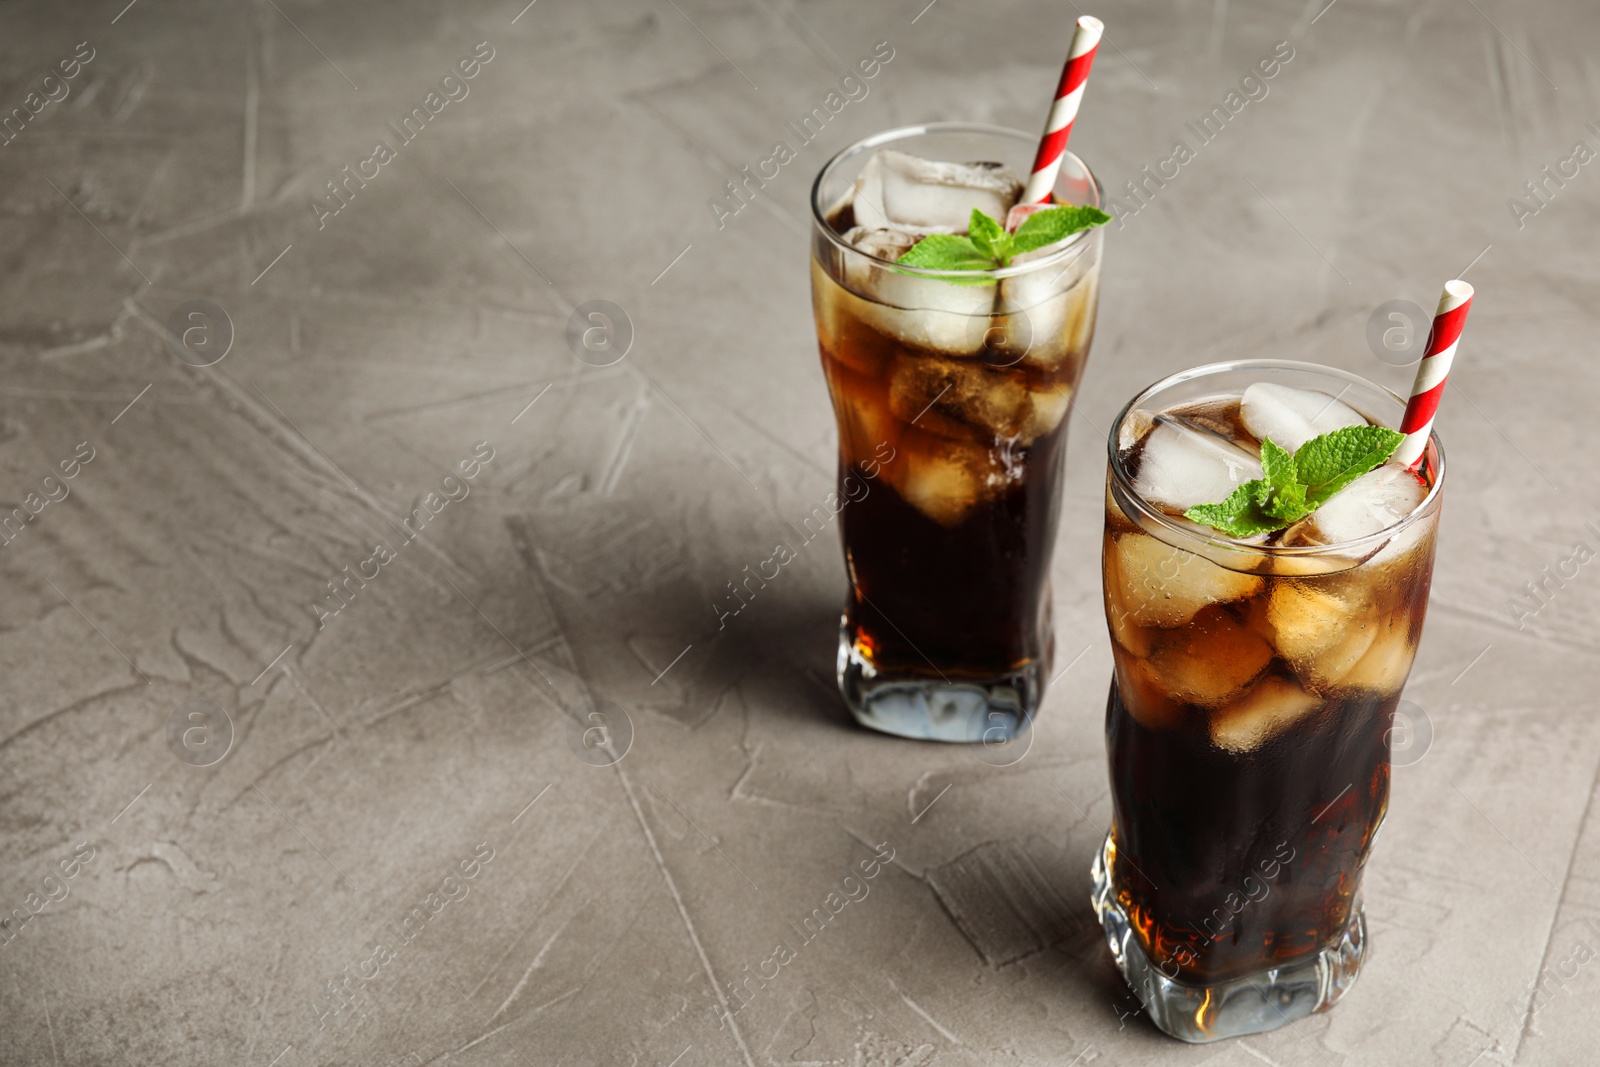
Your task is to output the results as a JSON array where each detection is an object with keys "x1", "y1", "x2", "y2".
[
  {"x1": 1091, "y1": 360, "x2": 1444, "y2": 1041},
  {"x1": 809, "y1": 123, "x2": 1103, "y2": 742}
]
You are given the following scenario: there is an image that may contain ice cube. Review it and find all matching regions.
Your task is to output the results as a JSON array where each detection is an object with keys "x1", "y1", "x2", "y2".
[
  {"x1": 1210, "y1": 674, "x2": 1323, "y2": 754},
  {"x1": 833, "y1": 379, "x2": 901, "y2": 463},
  {"x1": 1341, "y1": 617, "x2": 1414, "y2": 693},
  {"x1": 999, "y1": 228, "x2": 1088, "y2": 299},
  {"x1": 1106, "y1": 593, "x2": 1154, "y2": 658},
  {"x1": 1265, "y1": 581, "x2": 1377, "y2": 691},
  {"x1": 994, "y1": 239, "x2": 1100, "y2": 370},
  {"x1": 813, "y1": 258, "x2": 894, "y2": 377},
  {"x1": 1240, "y1": 383, "x2": 1367, "y2": 453},
  {"x1": 1027, "y1": 384, "x2": 1073, "y2": 439},
  {"x1": 1295, "y1": 464, "x2": 1428, "y2": 545},
  {"x1": 1114, "y1": 655, "x2": 1188, "y2": 732},
  {"x1": 888, "y1": 354, "x2": 1024, "y2": 438},
  {"x1": 1104, "y1": 538, "x2": 1149, "y2": 655},
  {"x1": 1117, "y1": 409, "x2": 1157, "y2": 453},
  {"x1": 893, "y1": 438, "x2": 1008, "y2": 527},
  {"x1": 1037, "y1": 277, "x2": 1099, "y2": 372},
  {"x1": 848, "y1": 150, "x2": 1023, "y2": 232},
  {"x1": 1365, "y1": 516, "x2": 1436, "y2": 574},
  {"x1": 841, "y1": 225, "x2": 919, "y2": 262},
  {"x1": 837, "y1": 225, "x2": 996, "y2": 356},
  {"x1": 858, "y1": 273, "x2": 995, "y2": 356},
  {"x1": 1106, "y1": 483, "x2": 1140, "y2": 537},
  {"x1": 1251, "y1": 548, "x2": 1348, "y2": 578},
  {"x1": 1132, "y1": 415, "x2": 1263, "y2": 514},
  {"x1": 1109, "y1": 532, "x2": 1262, "y2": 628},
  {"x1": 887, "y1": 354, "x2": 1067, "y2": 443},
  {"x1": 1144, "y1": 612, "x2": 1274, "y2": 709}
]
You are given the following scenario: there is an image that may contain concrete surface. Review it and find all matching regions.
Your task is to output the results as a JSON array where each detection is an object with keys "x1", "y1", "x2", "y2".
[{"x1": 1, "y1": 0, "x2": 1596, "y2": 1064}]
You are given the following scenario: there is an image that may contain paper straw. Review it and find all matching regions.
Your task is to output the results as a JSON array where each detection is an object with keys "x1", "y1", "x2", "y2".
[
  {"x1": 1020, "y1": 16, "x2": 1104, "y2": 205},
  {"x1": 1394, "y1": 279, "x2": 1474, "y2": 471}
]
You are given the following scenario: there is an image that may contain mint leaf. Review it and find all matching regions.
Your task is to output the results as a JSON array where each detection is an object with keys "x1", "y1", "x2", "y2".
[
  {"x1": 1256, "y1": 437, "x2": 1311, "y2": 522},
  {"x1": 1182, "y1": 423, "x2": 1405, "y2": 538},
  {"x1": 896, "y1": 204, "x2": 1110, "y2": 282},
  {"x1": 1258, "y1": 437, "x2": 1296, "y2": 489},
  {"x1": 895, "y1": 233, "x2": 994, "y2": 273},
  {"x1": 967, "y1": 208, "x2": 1008, "y2": 261},
  {"x1": 1294, "y1": 425, "x2": 1405, "y2": 507},
  {"x1": 1009, "y1": 204, "x2": 1112, "y2": 255},
  {"x1": 902, "y1": 204, "x2": 1113, "y2": 283},
  {"x1": 1184, "y1": 480, "x2": 1282, "y2": 538}
]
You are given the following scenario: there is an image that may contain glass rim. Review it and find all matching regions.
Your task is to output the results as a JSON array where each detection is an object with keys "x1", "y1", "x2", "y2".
[
  {"x1": 1107, "y1": 358, "x2": 1446, "y2": 559},
  {"x1": 809, "y1": 121, "x2": 1104, "y2": 281}
]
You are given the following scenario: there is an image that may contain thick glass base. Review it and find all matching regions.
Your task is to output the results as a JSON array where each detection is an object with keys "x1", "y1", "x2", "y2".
[
  {"x1": 836, "y1": 626, "x2": 1041, "y2": 743},
  {"x1": 1089, "y1": 833, "x2": 1366, "y2": 1043}
]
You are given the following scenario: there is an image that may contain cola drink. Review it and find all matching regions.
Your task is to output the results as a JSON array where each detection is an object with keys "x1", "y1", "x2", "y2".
[
  {"x1": 1091, "y1": 361, "x2": 1444, "y2": 1042},
  {"x1": 809, "y1": 124, "x2": 1104, "y2": 741}
]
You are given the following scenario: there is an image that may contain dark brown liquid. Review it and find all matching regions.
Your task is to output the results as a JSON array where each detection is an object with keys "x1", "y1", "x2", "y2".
[
  {"x1": 1105, "y1": 675, "x2": 1393, "y2": 984},
  {"x1": 838, "y1": 431, "x2": 1064, "y2": 679}
]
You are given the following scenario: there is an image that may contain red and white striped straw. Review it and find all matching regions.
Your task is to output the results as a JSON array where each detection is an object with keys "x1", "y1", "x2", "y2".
[
  {"x1": 1394, "y1": 279, "x2": 1474, "y2": 471},
  {"x1": 1020, "y1": 15, "x2": 1104, "y2": 205}
]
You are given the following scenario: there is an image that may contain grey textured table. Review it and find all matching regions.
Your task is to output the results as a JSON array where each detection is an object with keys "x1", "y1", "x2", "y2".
[{"x1": 1, "y1": 1, "x2": 1596, "y2": 1064}]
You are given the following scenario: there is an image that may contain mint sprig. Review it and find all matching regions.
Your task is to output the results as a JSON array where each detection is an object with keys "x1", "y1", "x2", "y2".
[
  {"x1": 1010, "y1": 205, "x2": 1111, "y2": 255},
  {"x1": 894, "y1": 233, "x2": 995, "y2": 272},
  {"x1": 895, "y1": 204, "x2": 1111, "y2": 277},
  {"x1": 1186, "y1": 482, "x2": 1283, "y2": 539},
  {"x1": 1183, "y1": 425, "x2": 1406, "y2": 538},
  {"x1": 967, "y1": 209, "x2": 1006, "y2": 260},
  {"x1": 1257, "y1": 438, "x2": 1307, "y2": 521},
  {"x1": 1293, "y1": 425, "x2": 1408, "y2": 504}
]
